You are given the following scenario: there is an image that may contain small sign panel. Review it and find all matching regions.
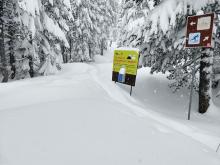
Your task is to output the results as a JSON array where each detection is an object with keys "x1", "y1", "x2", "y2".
[
  {"x1": 112, "y1": 49, "x2": 139, "y2": 86},
  {"x1": 197, "y1": 16, "x2": 211, "y2": 30},
  {"x1": 188, "y1": 32, "x2": 201, "y2": 45},
  {"x1": 185, "y1": 13, "x2": 214, "y2": 48}
]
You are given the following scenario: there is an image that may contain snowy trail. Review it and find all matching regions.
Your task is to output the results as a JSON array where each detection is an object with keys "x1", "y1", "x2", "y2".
[
  {"x1": 91, "y1": 51, "x2": 220, "y2": 152},
  {"x1": 0, "y1": 50, "x2": 220, "y2": 165},
  {"x1": 89, "y1": 62, "x2": 220, "y2": 151}
]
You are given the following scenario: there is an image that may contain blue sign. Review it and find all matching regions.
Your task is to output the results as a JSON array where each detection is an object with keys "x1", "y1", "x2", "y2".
[
  {"x1": 118, "y1": 73, "x2": 125, "y2": 83},
  {"x1": 188, "y1": 33, "x2": 201, "y2": 45}
]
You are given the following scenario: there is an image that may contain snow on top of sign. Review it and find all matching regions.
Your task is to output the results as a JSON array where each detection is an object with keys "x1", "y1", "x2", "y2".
[
  {"x1": 115, "y1": 47, "x2": 139, "y2": 51},
  {"x1": 196, "y1": 10, "x2": 205, "y2": 15}
]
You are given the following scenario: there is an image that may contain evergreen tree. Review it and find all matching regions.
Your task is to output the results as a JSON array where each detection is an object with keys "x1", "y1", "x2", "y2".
[
  {"x1": 0, "y1": 0, "x2": 118, "y2": 82},
  {"x1": 0, "y1": 0, "x2": 21, "y2": 82},
  {"x1": 119, "y1": 0, "x2": 220, "y2": 113},
  {"x1": 0, "y1": 0, "x2": 8, "y2": 82},
  {"x1": 98, "y1": 0, "x2": 117, "y2": 55},
  {"x1": 70, "y1": 0, "x2": 116, "y2": 61},
  {"x1": 18, "y1": 0, "x2": 72, "y2": 76},
  {"x1": 71, "y1": 0, "x2": 92, "y2": 62}
]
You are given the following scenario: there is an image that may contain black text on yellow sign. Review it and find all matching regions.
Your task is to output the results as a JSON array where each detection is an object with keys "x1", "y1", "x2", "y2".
[{"x1": 112, "y1": 49, "x2": 139, "y2": 86}]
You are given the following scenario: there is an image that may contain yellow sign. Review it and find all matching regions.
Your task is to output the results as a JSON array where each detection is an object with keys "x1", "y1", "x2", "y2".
[
  {"x1": 113, "y1": 50, "x2": 139, "y2": 75},
  {"x1": 112, "y1": 49, "x2": 139, "y2": 86}
]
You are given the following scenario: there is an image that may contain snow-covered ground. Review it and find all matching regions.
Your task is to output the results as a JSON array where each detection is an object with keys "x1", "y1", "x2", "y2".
[{"x1": 0, "y1": 48, "x2": 220, "y2": 165}]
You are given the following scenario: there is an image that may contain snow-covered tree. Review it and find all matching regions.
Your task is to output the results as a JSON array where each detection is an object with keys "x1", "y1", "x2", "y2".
[
  {"x1": 43, "y1": 0, "x2": 73, "y2": 64},
  {"x1": 0, "y1": 0, "x2": 23, "y2": 82},
  {"x1": 70, "y1": 0, "x2": 93, "y2": 62},
  {"x1": 119, "y1": 0, "x2": 220, "y2": 113},
  {"x1": 17, "y1": 0, "x2": 72, "y2": 76},
  {"x1": 0, "y1": 0, "x2": 9, "y2": 82},
  {"x1": 1, "y1": 0, "x2": 118, "y2": 82},
  {"x1": 98, "y1": 0, "x2": 117, "y2": 55},
  {"x1": 117, "y1": 0, "x2": 151, "y2": 48},
  {"x1": 70, "y1": 0, "x2": 117, "y2": 61}
]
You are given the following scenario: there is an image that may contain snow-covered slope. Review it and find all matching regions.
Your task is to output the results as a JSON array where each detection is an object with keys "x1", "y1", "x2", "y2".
[{"x1": 0, "y1": 48, "x2": 220, "y2": 165}]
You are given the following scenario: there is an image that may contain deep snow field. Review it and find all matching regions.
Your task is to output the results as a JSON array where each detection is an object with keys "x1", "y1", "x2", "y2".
[{"x1": 0, "y1": 48, "x2": 220, "y2": 165}]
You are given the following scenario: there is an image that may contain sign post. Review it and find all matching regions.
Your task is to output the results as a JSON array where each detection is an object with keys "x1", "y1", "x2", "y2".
[
  {"x1": 188, "y1": 54, "x2": 196, "y2": 120},
  {"x1": 112, "y1": 48, "x2": 139, "y2": 96},
  {"x1": 185, "y1": 13, "x2": 214, "y2": 120}
]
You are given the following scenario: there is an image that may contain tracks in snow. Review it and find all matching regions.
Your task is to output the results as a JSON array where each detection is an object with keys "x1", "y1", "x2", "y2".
[{"x1": 89, "y1": 63, "x2": 220, "y2": 152}]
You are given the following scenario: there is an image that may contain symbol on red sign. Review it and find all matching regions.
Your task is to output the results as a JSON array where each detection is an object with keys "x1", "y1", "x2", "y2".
[
  {"x1": 190, "y1": 21, "x2": 196, "y2": 26},
  {"x1": 188, "y1": 33, "x2": 201, "y2": 45},
  {"x1": 203, "y1": 36, "x2": 209, "y2": 41}
]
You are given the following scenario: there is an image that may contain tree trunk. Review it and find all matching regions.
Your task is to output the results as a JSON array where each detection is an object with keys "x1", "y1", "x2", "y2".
[
  {"x1": 9, "y1": 51, "x2": 16, "y2": 79},
  {"x1": 88, "y1": 43, "x2": 92, "y2": 59},
  {"x1": 198, "y1": 49, "x2": 213, "y2": 113},
  {"x1": 69, "y1": 38, "x2": 72, "y2": 61},
  {"x1": 9, "y1": 20, "x2": 16, "y2": 79},
  {"x1": 0, "y1": 0, "x2": 8, "y2": 83},
  {"x1": 101, "y1": 39, "x2": 104, "y2": 56},
  {"x1": 1, "y1": 69, "x2": 8, "y2": 82},
  {"x1": 61, "y1": 45, "x2": 66, "y2": 63},
  {"x1": 28, "y1": 56, "x2": 34, "y2": 78},
  {"x1": 28, "y1": 35, "x2": 34, "y2": 78}
]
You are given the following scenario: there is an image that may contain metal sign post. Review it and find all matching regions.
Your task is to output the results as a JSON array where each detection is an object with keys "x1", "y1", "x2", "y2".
[
  {"x1": 185, "y1": 13, "x2": 214, "y2": 120},
  {"x1": 188, "y1": 54, "x2": 196, "y2": 120},
  {"x1": 130, "y1": 86, "x2": 133, "y2": 96}
]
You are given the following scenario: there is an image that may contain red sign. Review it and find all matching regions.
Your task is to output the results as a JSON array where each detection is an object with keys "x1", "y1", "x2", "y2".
[{"x1": 185, "y1": 13, "x2": 214, "y2": 48}]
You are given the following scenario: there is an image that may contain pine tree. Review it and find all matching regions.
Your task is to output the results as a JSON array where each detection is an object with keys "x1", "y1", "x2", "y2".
[
  {"x1": 70, "y1": 0, "x2": 116, "y2": 61},
  {"x1": 4, "y1": 0, "x2": 20, "y2": 79},
  {"x1": 98, "y1": 0, "x2": 117, "y2": 55},
  {"x1": 45, "y1": 0, "x2": 73, "y2": 63},
  {"x1": 119, "y1": 0, "x2": 220, "y2": 113},
  {"x1": 0, "y1": 0, "x2": 118, "y2": 82},
  {"x1": 198, "y1": 1, "x2": 220, "y2": 113},
  {"x1": 0, "y1": 0, "x2": 9, "y2": 82},
  {"x1": 17, "y1": 0, "x2": 72, "y2": 76},
  {"x1": 0, "y1": 0, "x2": 21, "y2": 82},
  {"x1": 16, "y1": 0, "x2": 39, "y2": 79},
  {"x1": 0, "y1": 0, "x2": 7, "y2": 82}
]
